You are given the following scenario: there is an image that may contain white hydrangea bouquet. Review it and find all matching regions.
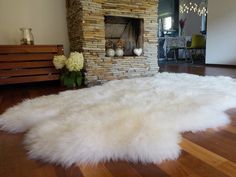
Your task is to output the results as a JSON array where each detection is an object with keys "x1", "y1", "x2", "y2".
[{"x1": 53, "y1": 52, "x2": 84, "y2": 88}]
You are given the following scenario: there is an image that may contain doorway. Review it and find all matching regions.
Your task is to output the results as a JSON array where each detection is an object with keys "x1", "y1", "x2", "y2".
[{"x1": 158, "y1": 0, "x2": 208, "y2": 66}]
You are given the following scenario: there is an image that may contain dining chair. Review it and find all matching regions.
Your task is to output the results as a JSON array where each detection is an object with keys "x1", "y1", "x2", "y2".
[{"x1": 187, "y1": 34, "x2": 206, "y2": 63}]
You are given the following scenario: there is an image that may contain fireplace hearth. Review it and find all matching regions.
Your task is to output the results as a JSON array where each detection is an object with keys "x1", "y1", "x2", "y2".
[{"x1": 66, "y1": 0, "x2": 159, "y2": 86}]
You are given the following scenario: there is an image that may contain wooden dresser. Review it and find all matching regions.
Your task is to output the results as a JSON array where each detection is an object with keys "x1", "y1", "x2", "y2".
[{"x1": 0, "y1": 45, "x2": 63, "y2": 85}]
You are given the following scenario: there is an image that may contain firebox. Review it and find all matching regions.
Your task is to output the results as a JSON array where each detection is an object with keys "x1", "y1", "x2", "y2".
[{"x1": 105, "y1": 16, "x2": 144, "y2": 57}]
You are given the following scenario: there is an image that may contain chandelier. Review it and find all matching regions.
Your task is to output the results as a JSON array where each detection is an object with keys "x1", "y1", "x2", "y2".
[{"x1": 180, "y1": 0, "x2": 208, "y2": 16}]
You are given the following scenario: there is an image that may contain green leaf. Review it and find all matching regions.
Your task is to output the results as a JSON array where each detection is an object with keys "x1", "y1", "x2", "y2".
[
  {"x1": 70, "y1": 71, "x2": 77, "y2": 80},
  {"x1": 63, "y1": 74, "x2": 75, "y2": 88},
  {"x1": 76, "y1": 71, "x2": 82, "y2": 77},
  {"x1": 76, "y1": 76, "x2": 82, "y2": 87}
]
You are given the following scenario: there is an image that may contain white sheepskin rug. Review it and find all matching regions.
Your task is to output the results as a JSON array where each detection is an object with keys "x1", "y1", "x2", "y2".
[{"x1": 1, "y1": 73, "x2": 236, "y2": 167}]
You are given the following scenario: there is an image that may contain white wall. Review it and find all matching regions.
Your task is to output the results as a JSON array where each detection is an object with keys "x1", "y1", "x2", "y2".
[
  {"x1": 179, "y1": 0, "x2": 202, "y2": 36},
  {"x1": 206, "y1": 0, "x2": 236, "y2": 65},
  {"x1": 0, "y1": 0, "x2": 70, "y2": 55}
]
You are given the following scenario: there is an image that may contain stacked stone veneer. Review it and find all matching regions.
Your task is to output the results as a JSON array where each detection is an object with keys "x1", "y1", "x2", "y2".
[{"x1": 67, "y1": 0, "x2": 159, "y2": 86}]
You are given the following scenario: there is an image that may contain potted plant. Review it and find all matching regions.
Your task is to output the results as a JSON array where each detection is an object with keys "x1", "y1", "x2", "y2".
[{"x1": 53, "y1": 52, "x2": 84, "y2": 88}]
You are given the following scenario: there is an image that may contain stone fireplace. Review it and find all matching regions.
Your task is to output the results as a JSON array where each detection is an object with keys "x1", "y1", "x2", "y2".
[{"x1": 66, "y1": 0, "x2": 159, "y2": 86}]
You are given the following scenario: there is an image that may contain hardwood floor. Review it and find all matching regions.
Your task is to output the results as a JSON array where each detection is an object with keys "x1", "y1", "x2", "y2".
[
  {"x1": 159, "y1": 63, "x2": 236, "y2": 78},
  {"x1": 1, "y1": 64, "x2": 236, "y2": 177}
]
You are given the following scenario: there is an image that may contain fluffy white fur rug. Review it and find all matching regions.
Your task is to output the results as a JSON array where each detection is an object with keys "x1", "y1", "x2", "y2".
[{"x1": 1, "y1": 73, "x2": 236, "y2": 167}]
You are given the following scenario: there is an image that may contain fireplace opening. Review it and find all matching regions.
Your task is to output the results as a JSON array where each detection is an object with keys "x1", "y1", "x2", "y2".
[{"x1": 105, "y1": 16, "x2": 144, "y2": 57}]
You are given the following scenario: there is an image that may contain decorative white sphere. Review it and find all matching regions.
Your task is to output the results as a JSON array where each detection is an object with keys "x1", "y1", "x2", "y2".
[
  {"x1": 106, "y1": 49, "x2": 115, "y2": 57},
  {"x1": 115, "y1": 48, "x2": 124, "y2": 57}
]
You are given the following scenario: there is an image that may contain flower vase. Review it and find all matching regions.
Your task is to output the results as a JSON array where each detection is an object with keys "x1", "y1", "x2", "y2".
[{"x1": 20, "y1": 28, "x2": 34, "y2": 45}]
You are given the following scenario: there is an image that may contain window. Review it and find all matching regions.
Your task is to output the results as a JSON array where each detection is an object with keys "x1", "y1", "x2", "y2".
[{"x1": 163, "y1": 16, "x2": 172, "y2": 30}]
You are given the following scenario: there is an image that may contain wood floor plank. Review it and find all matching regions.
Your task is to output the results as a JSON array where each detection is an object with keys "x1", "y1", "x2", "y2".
[
  {"x1": 65, "y1": 166, "x2": 84, "y2": 177},
  {"x1": 183, "y1": 130, "x2": 236, "y2": 163},
  {"x1": 181, "y1": 138, "x2": 236, "y2": 177},
  {"x1": 130, "y1": 163, "x2": 170, "y2": 177},
  {"x1": 178, "y1": 151, "x2": 229, "y2": 177},
  {"x1": 158, "y1": 160, "x2": 200, "y2": 177},
  {"x1": 54, "y1": 165, "x2": 84, "y2": 177},
  {"x1": 105, "y1": 161, "x2": 142, "y2": 177},
  {"x1": 79, "y1": 164, "x2": 113, "y2": 177},
  {"x1": 214, "y1": 130, "x2": 236, "y2": 146},
  {"x1": 0, "y1": 132, "x2": 59, "y2": 177},
  {"x1": 223, "y1": 125, "x2": 236, "y2": 134},
  {"x1": 30, "y1": 166, "x2": 57, "y2": 177}
]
